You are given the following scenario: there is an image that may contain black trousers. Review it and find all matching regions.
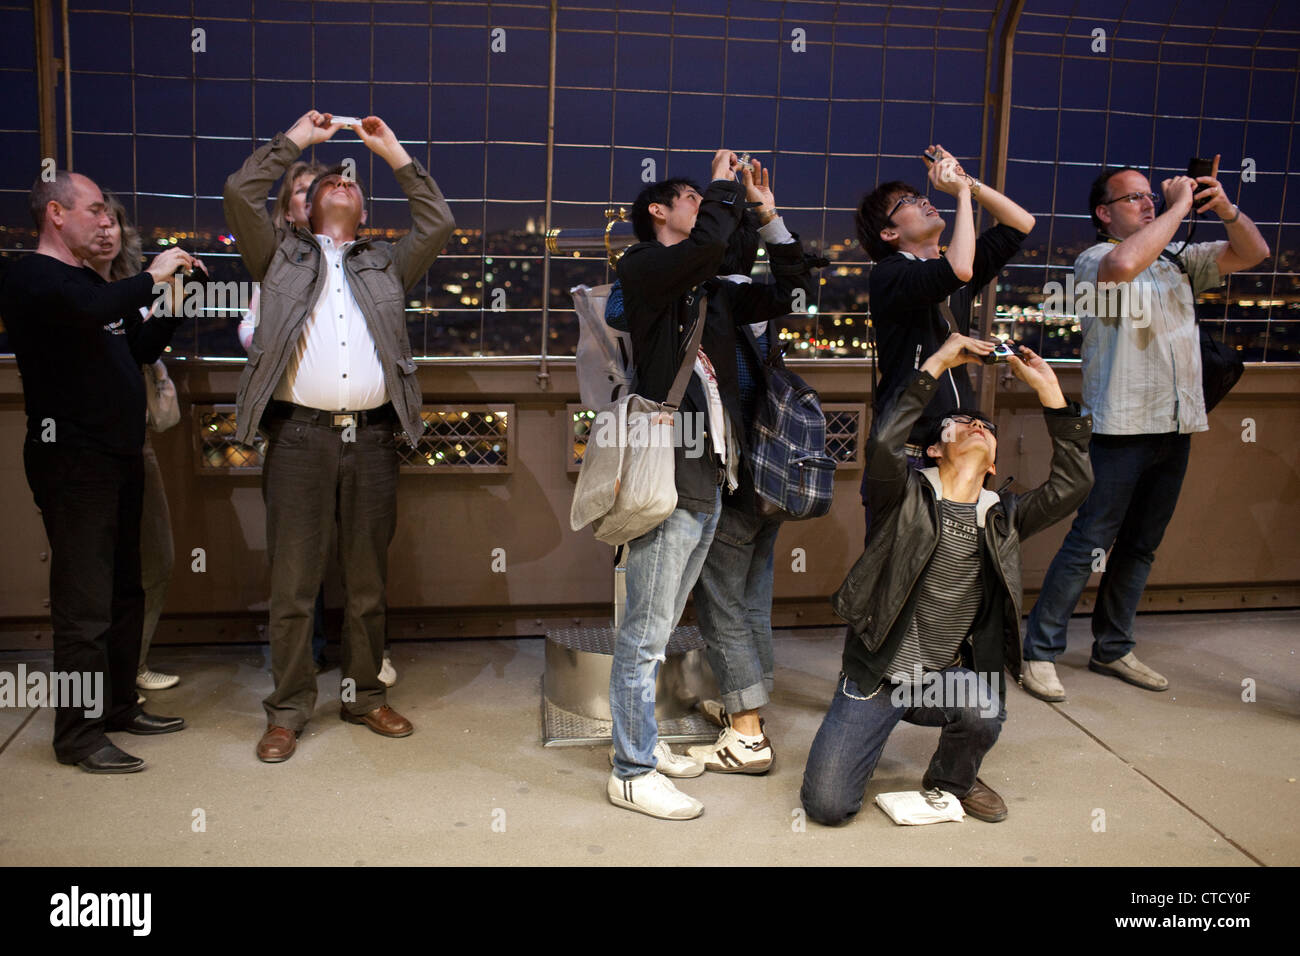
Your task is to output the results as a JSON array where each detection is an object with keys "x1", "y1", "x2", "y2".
[
  {"x1": 260, "y1": 408, "x2": 399, "y2": 731},
  {"x1": 24, "y1": 440, "x2": 145, "y2": 763}
]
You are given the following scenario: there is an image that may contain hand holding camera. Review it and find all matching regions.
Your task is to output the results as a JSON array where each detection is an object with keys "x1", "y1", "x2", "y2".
[
  {"x1": 922, "y1": 333, "x2": 994, "y2": 379},
  {"x1": 1160, "y1": 175, "x2": 1198, "y2": 214},
  {"x1": 1006, "y1": 345, "x2": 1067, "y2": 409},
  {"x1": 286, "y1": 110, "x2": 341, "y2": 150},
  {"x1": 1187, "y1": 153, "x2": 1232, "y2": 218},
  {"x1": 924, "y1": 144, "x2": 973, "y2": 198},
  {"x1": 711, "y1": 149, "x2": 739, "y2": 183}
]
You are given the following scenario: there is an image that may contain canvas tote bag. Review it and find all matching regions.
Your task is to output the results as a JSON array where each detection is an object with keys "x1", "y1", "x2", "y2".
[{"x1": 570, "y1": 295, "x2": 707, "y2": 546}]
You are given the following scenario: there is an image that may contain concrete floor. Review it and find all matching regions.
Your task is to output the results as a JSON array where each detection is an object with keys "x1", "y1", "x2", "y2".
[{"x1": 0, "y1": 609, "x2": 1296, "y2": 866}]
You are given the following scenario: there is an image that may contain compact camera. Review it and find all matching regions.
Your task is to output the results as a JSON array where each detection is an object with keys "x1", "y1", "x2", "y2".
[{"x1": 982, "y1": 341, "x2": 1019, "y2": 365}]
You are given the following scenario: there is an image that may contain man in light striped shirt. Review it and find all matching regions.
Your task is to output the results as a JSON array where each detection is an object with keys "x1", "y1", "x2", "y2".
[{"x1": 1022, "y1": 165, "x2": 1269, "y2": 702}]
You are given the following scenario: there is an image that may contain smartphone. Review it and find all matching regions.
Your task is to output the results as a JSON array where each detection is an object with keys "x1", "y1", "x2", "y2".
[
  {"x1": 1187, "y1": 156, "x2": 1214, "y2": 180},
  {"x1": 923, "y1": 149, "x2": 939, "y2": 163}
]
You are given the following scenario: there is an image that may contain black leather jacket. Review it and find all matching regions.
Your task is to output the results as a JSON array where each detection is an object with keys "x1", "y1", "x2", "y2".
[{"x1": 832, "y1": 370, "x2": 1094, "y2": 692}]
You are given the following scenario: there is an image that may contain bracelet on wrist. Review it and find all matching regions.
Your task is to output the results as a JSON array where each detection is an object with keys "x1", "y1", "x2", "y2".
[{"x1": 1220, "y1": 205, "x2": 1240, "y2": 225}]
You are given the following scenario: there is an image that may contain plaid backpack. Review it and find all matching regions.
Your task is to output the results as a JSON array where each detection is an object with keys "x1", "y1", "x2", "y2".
[{"x1": 750, "y1": 352, "x2": 836, "y2": 520}]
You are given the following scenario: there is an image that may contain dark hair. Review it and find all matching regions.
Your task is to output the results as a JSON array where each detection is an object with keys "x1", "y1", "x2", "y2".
[
  {"x1": 304, "y1": 164, "x2": 367, "y2": 231},
  {"x1": 274, "y1": 160, "x2": 329, "y2": 234},
  {"x1": 29, "y1": 169, "x2": 79, "y2": 230},
  {"x1": 630, "y1": 177, "x2": 701, "y2": 243},
  {"x1": 855, "y1": 181, "x2": 917, "y2": 262},
  {"x1": 1088, "y1": 165, "x2": 1141, "y2": 231},
  {"x1": 923, "y1": 407, "x2": 996, "y2": 466}
]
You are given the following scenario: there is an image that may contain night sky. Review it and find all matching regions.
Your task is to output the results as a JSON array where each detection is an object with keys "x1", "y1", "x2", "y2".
[{"x1": 1, "y1": 0, "x2": 1297, "y2": 359}]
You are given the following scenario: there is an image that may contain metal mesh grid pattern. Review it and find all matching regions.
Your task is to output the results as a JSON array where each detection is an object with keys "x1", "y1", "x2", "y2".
[
  {"x1": 193, "y1": 404, "x2": 265, "y2": 473},
  {"x1": 397, "y1": 405, "x2": 513, "y2": 473},
  {"x1": 190, "y1": 402, "x2": 512, "y2": 473},
  {"x1": 0, "y1": 1, "x2": 1295, "y2": 364},
  {"x1": 541, "y1": 693, "x2": 719, "y2": 747},
  {"x1": 822, "y1": 402, "x2": 866, "y2": 467}
]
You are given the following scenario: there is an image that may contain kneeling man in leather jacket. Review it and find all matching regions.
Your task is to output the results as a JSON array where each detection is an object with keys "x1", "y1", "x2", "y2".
[{"x1": 801, "y1": 332, "x2": 1093, "y2": 825}]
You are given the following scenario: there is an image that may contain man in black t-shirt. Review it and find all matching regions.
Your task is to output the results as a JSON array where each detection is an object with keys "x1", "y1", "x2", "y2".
[
  {"x1": 856, "y1": 145, "x2": 1035, "y2": 527},
  {"x1": 0, "y1": 170, "x2": 194, "y2": 773}
]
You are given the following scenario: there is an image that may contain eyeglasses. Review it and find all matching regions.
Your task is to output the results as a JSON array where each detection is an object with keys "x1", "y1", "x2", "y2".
[
  {"x1": 887, "y1": 194, "x2": 929, "y2": 220},
  {"x1": 1102, "y1": 191, "x2": 1162, "y2": 208},
  {"x1": 942, "y1": 414, "x2": 997, "y2": 438}
]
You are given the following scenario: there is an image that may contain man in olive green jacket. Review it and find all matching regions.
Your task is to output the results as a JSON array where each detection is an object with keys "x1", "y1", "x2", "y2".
[{"x1": 223, "y1": 110, "x2": 454, "y2": 762}]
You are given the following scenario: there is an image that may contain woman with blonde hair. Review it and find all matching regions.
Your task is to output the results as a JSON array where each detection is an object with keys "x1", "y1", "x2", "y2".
[{"x1": 87, "y1": 193, "x2": 187, "y2": 694}]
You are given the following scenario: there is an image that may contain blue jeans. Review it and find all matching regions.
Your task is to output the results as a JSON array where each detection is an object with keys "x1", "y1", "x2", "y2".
[
  {"x1": 800, "y1": 669, "x2": 1006, "y2": 827},
  {"x1": 1024, "y1": 433, "x2": 1190, "y2": 664},
  {"x1": 691, "y1": 505, "x2": 783, "y2": 714},
  {"x1": 610, "y1": 490, "x2": 722, "y2": 780}
]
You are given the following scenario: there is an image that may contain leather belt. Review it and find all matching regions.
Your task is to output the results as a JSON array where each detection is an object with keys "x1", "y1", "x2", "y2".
[{"x1": 267, "y1": 400, "x2": 395, "y2": 429}]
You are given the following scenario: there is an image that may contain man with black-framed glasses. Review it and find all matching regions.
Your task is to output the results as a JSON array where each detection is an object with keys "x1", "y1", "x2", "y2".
[
  {"x1": 1021, "y1": 164, "x2": 1269, "y2": 702},
  {"x1": 854, "y1": 144, "x2": 1035, "y2": 539}
]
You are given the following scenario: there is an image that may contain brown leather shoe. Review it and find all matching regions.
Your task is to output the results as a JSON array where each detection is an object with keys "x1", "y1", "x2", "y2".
[
  {"x1": 923, "y1": 774, "x2": 1008, "y2": 822},
  {"x1": 340, "y1": 704, "x2": 413, "y2": 738},
  {"x1": 257, "y1": 725, "x2": 297, "y2": 763},
  {"x1": 958, "y1": 777, "x2": 1008, "y2": 822}
]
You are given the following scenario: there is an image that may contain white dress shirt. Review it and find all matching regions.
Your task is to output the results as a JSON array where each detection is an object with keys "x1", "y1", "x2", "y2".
[{"x1": 273, "y1": 234, "x2": 388, "y2": 411}]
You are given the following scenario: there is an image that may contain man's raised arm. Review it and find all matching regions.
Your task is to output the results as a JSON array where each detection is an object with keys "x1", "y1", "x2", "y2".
[
  {"x1": 1002, "y1": 346, "x2": 1094, "y2": 540},
  {"x1": 352, "y1": 115, "x2": 456, "y2": 291},
  {"x1": 222, "y1": 110, "x2": 339, "y2": 281},
  {"x1": 1098, "y1": 176, "x2": 1195, "y2": 284}
]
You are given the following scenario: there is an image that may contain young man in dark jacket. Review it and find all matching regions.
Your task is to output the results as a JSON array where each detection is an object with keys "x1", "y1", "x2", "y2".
[
  {"x1": 856, "y1": 144, "x2": 1034, "y2": 532},
  {"x1": 800, "y1": 332, "x2": 1093, "y2": 826},
  {"x1": 607, "y1": 151, "x2": 813, "y2": 819}
]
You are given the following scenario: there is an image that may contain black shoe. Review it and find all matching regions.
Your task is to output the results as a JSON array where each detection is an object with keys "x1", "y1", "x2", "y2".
[
  {"x1": 109, "y1": 712, "x2": 186, "y2": 735},
  {"x1": 77, "y1": 744, "x2": 146, "y2": 774}
]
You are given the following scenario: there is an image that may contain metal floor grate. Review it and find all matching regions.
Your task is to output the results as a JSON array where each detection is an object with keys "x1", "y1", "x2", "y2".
[
  {"x1": 541, "y1": 684, "x2": 720, "y2": 748},
  {"x1": 546, "y1": 625, "x2": 704, "y2": 655}
]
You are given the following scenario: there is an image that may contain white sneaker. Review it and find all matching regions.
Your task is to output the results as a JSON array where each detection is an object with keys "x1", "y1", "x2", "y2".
[
  {"x1": 378, "y1": 652, "x2": 397, "y2": 687},
  {"x1": 136, "y1": 668, "x2": 179, "y2": 691},
  {"x1": 1020, "y1": 660, "x2": 1066, "y2": 702},
  {"x1": 688, "y1": 725, "x2": 774, "y2": 774},
  {"x1": 607, "y1": 770, "x2": 703, "y2": 820},
  {"x1": 608, "y1": 740, "x2": 705, "y2": 778}
]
